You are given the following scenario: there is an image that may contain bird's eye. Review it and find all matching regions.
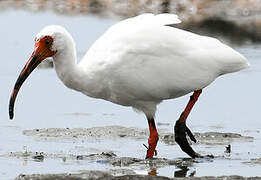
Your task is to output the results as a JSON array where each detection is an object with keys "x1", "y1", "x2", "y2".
[{"x1": 45, "y1": 39, "x2": 51, "y2": 45}]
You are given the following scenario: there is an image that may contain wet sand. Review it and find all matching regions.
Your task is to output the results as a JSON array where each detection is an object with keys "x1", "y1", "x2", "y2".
[
  {"x1": 15, "y1": 172, "x2": 261, "y2": 180},
  {"x1": 22, "y1": 126, "x2": 253, "y2": 144},
  {"x1": 0, "y1": 126, "x2": 259, "y2": 179}
]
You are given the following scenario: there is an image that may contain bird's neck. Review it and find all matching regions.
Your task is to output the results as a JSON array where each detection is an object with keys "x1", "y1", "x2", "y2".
[
  {"x1": 53, "y1": 45, "x2": 86, "y2": 92},
  {"x1": 52, "y1": 38, "x2": 109, "y2": 99}
]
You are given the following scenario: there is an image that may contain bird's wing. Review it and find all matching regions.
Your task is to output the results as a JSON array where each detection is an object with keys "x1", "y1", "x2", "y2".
[
  {"x1": 81, "y1": 13, "x2": 181, "y2": 66},
  {"x1": 80, "y1": 14, "x2": 249, "y2": 102},
  {"x1": 110, "y1": 13, "x2": 181, "y2": 28}
]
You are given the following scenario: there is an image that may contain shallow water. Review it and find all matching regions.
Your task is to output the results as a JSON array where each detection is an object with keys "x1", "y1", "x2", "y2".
[{"x1": 1, "y1": 10, "x2": 261, "y2": 180}]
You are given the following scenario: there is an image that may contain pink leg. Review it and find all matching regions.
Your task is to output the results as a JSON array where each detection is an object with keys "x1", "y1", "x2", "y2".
[
  {"x1": 175, "y1": 90, "x2": 202, "y2": 158},
  {"x1": 179, "y1": 90, "x2": 202, "y2": 123},
  {"x1": 145, "y1": 117, "x2": 159, "y2": 159}
]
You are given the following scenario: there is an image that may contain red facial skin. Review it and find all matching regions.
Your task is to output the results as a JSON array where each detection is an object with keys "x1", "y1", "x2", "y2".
[{"x1": 9, "y1": 36, "x2": 57, "y2": 119}]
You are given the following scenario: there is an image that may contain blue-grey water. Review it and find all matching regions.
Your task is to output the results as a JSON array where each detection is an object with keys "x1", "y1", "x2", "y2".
[{"x1": 1, "y1": 10, "x2": 261, "y2": 179}]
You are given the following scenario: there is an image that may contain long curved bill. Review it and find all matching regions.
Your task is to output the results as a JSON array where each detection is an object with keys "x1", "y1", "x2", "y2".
[{"x1": 9, "y1": 42, "x2": 50, "y2": 119}]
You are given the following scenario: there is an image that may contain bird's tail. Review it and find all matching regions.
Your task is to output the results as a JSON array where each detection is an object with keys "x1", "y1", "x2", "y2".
[{"x1": 217, "y1": 46, "x2": 250, "y2": 75}]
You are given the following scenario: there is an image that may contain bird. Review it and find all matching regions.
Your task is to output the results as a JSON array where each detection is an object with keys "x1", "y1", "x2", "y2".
[{"x1": 9, "y1": 13, "x2": 249, "y2": 159}]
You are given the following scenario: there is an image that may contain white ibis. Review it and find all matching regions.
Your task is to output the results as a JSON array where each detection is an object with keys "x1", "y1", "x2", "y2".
[{"x1": 9, "y1": 13, "x2": 249, "y2": 158}]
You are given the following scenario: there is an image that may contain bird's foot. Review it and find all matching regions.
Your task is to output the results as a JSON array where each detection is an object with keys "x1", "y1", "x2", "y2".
[
  {"x1": 144, "y1": 144, "x2": 157, "y2": 159},
  {"x1": 174, "y1": 120, "x2": 202, "y2": 158},
  {"x1": 144, "y1": 139, "x2": 158, "y2": 159}
]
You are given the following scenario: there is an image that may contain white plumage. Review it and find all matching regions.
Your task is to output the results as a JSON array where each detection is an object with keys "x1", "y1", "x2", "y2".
[
  {"x1": 36, "y1": 13, "x2": 249, "y2": 118},
  {"x1": 9, "y1": 13, "x2": 250, "y2": 158}
]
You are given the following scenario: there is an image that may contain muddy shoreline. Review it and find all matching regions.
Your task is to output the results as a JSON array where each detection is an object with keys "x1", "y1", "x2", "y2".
[
  {"x1": 0, "y1": 126, "x2": 258, "y2": 179},
  {"x1": 22, "y1": 126, "x2": 253, "y2": 145},
  {"x1": 15, "y1": 172, "x2": 261, "y2": 180}
]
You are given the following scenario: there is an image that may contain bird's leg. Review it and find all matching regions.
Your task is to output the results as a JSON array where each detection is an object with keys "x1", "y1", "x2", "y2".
[
  {"x1": 145, "y1": 117, "x2": 159, "y2": 159},
  {"x1": 175, "y1": 89, "x2": 202, "y2": 158}
]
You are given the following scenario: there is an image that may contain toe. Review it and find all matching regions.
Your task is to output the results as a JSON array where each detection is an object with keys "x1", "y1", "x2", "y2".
[{"x1": 174, "y1": 120, "x2": 199, "y2": 158}]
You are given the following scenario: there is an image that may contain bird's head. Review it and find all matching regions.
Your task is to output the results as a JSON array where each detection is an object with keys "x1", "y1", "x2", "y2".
[{"x1": 9, "y1": 25, "x2": 70, "y2": 120}]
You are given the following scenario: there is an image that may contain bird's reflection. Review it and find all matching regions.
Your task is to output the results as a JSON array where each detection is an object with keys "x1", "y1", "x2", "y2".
[
  {"x1": 174, "y1": 166, "x2": 196, "y2": 178},
  {"x1": 148, "y1": 168, "x2": 157, "y2": 176},
  {"x1": 147, "y1": 164, "x2": 196, "y2": 178}
]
